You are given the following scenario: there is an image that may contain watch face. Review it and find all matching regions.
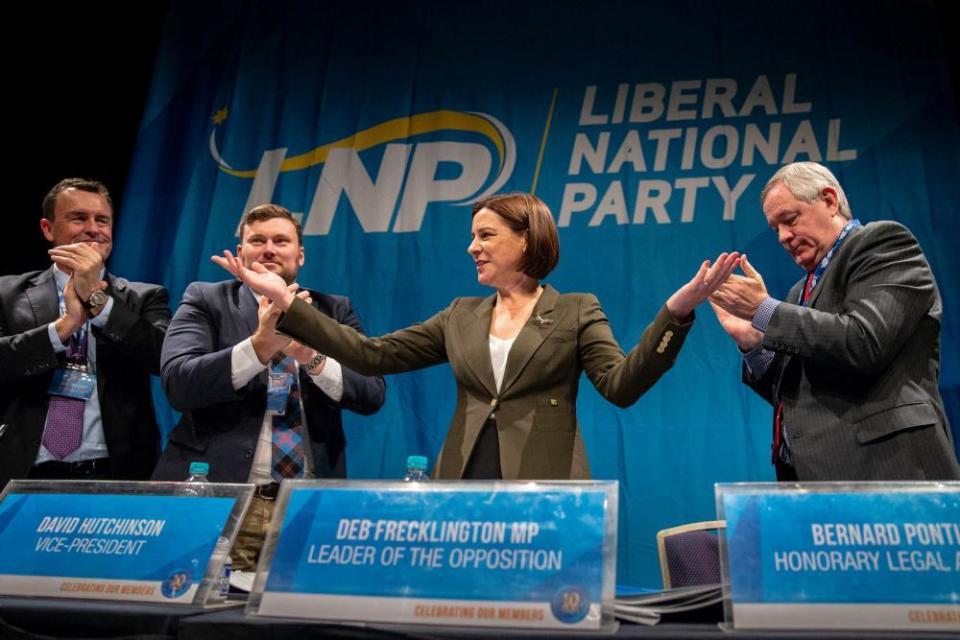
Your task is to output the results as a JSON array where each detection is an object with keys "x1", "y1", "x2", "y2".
[{"x1": 88, "y1": 290, "x2": 109, "y2": 307}]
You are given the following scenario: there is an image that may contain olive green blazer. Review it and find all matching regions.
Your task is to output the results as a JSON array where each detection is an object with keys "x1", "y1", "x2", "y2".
[{"x1": 277, "y1": 285, "x2": 691, "y2": 479}]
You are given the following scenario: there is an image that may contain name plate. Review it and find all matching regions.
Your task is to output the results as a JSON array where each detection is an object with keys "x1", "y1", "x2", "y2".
[
  {"x1": 248, "y1": 480, "x2": 618, "y2": 630},
  {"x1": 717, "y1": 482, "x2": 960, "y2": 631},
  {"x1": 0, "y1": 480, "x2": 252, "y2": 605}
]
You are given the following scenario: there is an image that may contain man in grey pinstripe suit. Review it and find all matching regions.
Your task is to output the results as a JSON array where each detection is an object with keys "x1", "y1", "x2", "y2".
[{"x1": 710, "y1": 162, "x2": 959, "y2": 481}]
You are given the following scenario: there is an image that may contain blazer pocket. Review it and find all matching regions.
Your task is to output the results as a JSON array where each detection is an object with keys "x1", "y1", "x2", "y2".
[
  {"x1": 546, "y1": 328, "x2": 576, "y2": 342},
  {"x1": 855, "y1": 402, "x2": 939, "y2": 444},
  {"x1": 534, "y1": 396, "x2": 574, "y2": 432}
]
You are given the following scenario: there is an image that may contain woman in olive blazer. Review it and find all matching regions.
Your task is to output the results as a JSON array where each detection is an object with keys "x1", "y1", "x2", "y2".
[{"x1": 214, "y1": 193, "x2": 738, "y2": 480}]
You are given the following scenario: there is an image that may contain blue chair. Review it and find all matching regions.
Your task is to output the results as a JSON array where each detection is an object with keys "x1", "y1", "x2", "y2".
[{"x1": 656, "y1": 520, "x2": 725, "y2": 589}]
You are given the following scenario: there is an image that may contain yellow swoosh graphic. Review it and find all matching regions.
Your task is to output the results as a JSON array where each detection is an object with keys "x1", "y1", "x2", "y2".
[{"x1": 218, "y1": 110, "x2": 505, "y2": 178}]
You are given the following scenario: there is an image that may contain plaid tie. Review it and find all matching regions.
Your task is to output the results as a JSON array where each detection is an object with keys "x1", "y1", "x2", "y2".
[
  {"x1": 270, "y1": 356, "x2": 306, "y2": 481},
  {"x1": 43, "y1": 333, "x2": 88, "y2": 460}
]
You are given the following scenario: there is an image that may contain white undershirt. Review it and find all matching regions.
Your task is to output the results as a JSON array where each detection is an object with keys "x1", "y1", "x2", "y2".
[{"x1": 489, "y1": 335, "x2": 516, "y2": 392}]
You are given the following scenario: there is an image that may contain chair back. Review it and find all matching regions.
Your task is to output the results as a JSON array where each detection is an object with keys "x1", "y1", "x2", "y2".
[{"x1": 656, "y1": 520, "x2": 725, "y2": 589}]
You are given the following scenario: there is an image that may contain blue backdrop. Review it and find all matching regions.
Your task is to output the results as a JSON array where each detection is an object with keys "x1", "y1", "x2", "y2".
[{"x1": 113, "y1": 0, "x2": 960, "y2": 587}]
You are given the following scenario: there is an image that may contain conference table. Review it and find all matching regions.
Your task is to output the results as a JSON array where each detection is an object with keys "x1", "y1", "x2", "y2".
[{"x1": 2, "y1": 596, "x2": 958, "y2": 640}]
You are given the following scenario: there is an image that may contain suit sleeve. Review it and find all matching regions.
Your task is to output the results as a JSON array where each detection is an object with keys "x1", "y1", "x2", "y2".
[
  {"x1": 579, "y1": 296, "x2": 692, "y2": 408},
  {"x1": 95, "y1": 284, "x2": 171, "y2": 375},
  {"x1": 327, "y1": 297, "x2": 386, "y2": 416},
  {"x1": 740, "y1": 280, "x2": 803, "y2": 406},
  {"x1": 742, "y1": 352, "x2": 784, "y2": 407},
  {"x1": 277, "y1": 296, "x2": 451, "y2": 376},
  {"x1": 0, "y1": 321, "x2": 60, "y2": 385},
  {"x1": 161, "y1": 284, "x2": 245, "y2": 411},
  {"x1": 762, "y1": 223, "x2": 937, "y2": 374},
  {"x1": 0, "y1": 276, "x2": 64, "y2": 384}
]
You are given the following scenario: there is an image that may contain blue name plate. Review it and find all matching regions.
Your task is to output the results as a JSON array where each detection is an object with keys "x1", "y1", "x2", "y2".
[
  {"x1": 0, "y1": 481, "x2": 248, "y2": 604},
  {"x1": 250, "y1": 480, "x2": 618, "y2": 630},
  {"x1": 717, "y1": 482, "x2": 960, "y2": 631}
]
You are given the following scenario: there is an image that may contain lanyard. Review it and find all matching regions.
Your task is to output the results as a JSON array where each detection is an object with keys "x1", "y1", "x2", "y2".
[{"x1": 797, "y1": 219, "x2": 862, "y2": 306}]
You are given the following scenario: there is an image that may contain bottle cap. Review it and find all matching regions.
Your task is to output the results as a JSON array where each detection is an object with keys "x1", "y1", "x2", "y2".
[
  {"x1": 406, "y1": 455, "x2": 428, "y2": 470},
  {"x1": 188, "y1": 461, "x2": 210, "y2": 476}
]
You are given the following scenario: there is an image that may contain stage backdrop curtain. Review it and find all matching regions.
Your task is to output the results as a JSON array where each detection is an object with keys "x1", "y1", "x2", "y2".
[{"x1": 112, "y1": 0, "x2": 960, "y2": 588}]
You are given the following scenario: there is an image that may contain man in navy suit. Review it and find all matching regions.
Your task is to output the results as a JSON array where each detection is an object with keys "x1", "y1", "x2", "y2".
[
  {"x1": 153, "y1": 204, "x2": 385, "y2": 569},
  {"x1": 0, "y1": 178, "x2": 169, "y2": 488}
]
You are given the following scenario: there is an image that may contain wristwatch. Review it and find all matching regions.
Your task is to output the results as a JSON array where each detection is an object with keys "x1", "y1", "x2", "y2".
[
  {"x1": 83, "y1": 288, "x2": 110, "y2": 310},
  {"x1": 304, "y1": 352, "x2": 327, "y2": 373}
]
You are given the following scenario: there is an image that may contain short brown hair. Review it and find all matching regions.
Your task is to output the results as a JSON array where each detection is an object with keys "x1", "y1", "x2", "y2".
[
  {"x1": 240, "y1": 204, "x2": 303, "y2": 244},
  {"x1": 472, "y1": 192, "x2": 559, "y2": 280},
  {"x1": 42, "y1": 178, "x2": 113, "y2": 221}
]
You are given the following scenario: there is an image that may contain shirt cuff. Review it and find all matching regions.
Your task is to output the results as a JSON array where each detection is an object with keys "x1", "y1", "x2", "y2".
[
  {"x1": 307, "y1": 356, "x2": 344, "y2": 402},
  {"x1": 742, "y1": 345, "x2": 776, "y2": 381},
  {"x1": 88, "y1": 296, "x2": 115, "y2": 327},
  {"x1": 47, "y1": 322, "x2": 67, "y2": 353},
  {"x1": 751, "y1": 297, "x2": 781, "y2": 333},
  {"x1": 232, "y1": 338, "x2": 267, "y2": 390}
]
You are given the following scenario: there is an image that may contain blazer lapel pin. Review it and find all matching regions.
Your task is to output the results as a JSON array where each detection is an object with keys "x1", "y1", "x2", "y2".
[{"x1": 533, "y1": 313, "x2": 553, "y2": 328}]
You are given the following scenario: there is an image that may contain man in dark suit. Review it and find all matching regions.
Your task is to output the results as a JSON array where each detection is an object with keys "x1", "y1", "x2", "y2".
[
  {"x1": 153, "y1": 204, "x2": 385, "y2": 569},
  {"x1": 0, "y1": 178, "x2": 170, "y2": 488},
  {"x1": 710, "y1": 162, "x2": 959, "y2": 481}
]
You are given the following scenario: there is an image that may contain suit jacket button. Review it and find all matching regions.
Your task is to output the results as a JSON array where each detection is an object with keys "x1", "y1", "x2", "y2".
[
  {"x1": 244, "y1": 449, "x2": 254, "y2": 459},
  {"x1": 489, "y1": 398, "x2": 497, "y2": 408},
  {"x1": 549, "y1": 398, "x2": 558, "y2": 406}
]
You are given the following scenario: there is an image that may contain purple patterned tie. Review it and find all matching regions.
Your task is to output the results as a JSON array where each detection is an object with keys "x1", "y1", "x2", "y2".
[
  {"x1": 43, "y1": 333, "x2": 87, "y2": 459},
  {"x1": 270, "y1": 356, "x2": 306, "y2": 481}
]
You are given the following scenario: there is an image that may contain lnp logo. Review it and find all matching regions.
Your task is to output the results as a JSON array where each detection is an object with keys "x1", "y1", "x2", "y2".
[{"x1": 210, "y1": 109, "x2": 516, "y2": 235}]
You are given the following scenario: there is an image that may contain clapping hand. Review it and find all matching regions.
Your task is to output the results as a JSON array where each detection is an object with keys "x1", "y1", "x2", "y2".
[
  {"x1": 708, "y1": 255, "x2": 768, "y2": 351},
  {"x1": 665, "y1": 252, "x2": 741, "y2": 321},
  {"x1": 212, "y1": 250, "x2": 295, "y2": 310},
  {"x1": 282, "y1": 290, "x2": 320, "y2": 367},
  {"x1": 53, "y1": 278, "x2": 86, "y2": 342},
  {"x1": 709, "y1": 255, "x2": 769, "y2": 320},
  {"x1": 48, "y1": 243, "x2": 106, "y2": 301}
]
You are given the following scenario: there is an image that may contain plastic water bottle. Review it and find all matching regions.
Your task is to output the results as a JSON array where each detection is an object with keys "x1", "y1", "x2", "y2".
[
  {"x1": 179, "y1": 461, "x2": 213, "y2": 497},
  {"x1": 178, "y1": 462, "x2": 230, "y2": 600},
  {"x1": 403, "y1": 455, "x2": 429, "y2": 482},
  {"x1": 212, "y1": 538, "x2": 231, "y2": 600}
]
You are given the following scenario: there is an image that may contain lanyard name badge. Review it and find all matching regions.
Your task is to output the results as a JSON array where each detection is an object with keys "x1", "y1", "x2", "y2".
[
  {"x1": 267, "y1": 370, "x2": 294, "y2": 416},
  {"x1": 47, "y1": 283, "x2": 95, "y2": 401}
]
